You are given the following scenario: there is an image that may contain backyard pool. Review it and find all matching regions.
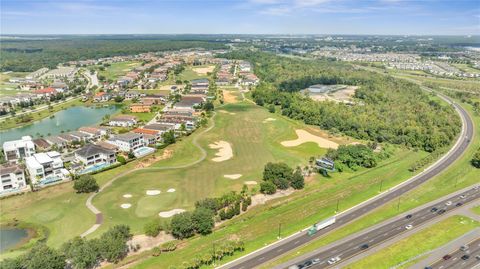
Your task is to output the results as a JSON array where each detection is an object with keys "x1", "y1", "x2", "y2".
[
  {"x1": 79, "y1": 162, "x2": 112, "y2": 174},
  {"x1": 133, "y1": 147, "x2": 155, "y2": 158}
]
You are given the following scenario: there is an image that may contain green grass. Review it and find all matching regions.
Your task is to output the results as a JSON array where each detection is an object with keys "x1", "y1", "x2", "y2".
[
  {"x1": 0, "y1": 72, "x2": 28, "y2": 93},
  {"x1": 260, "y1": 87, "x2": 480, "y2": 269},
  {"x1": 98, "y1": 61, "x2": 141, "y2": 81},
  {"x1": 346, "y1": 215, "x2": 479, "y2": 269},
  {"x1": 177, "y1": 65, "x2": 214, "y2": 81},
  {"x1": 472, "y1": 206, "x2": 480, "y2": 215}
]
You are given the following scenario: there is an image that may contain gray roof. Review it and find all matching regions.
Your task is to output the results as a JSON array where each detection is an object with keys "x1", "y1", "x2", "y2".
[
  {"x1": 144, "y1": 124, "x2": 174, "y2": 131},
  {"x1": 114, "y1": 132, "x2": 143, "y2": 142},
  {"x1": 76, "y1": 144, "x2": 114, "y2": 157},
  {"x1": 0, "y1": 163, "x2": 24, "y2": 175}
]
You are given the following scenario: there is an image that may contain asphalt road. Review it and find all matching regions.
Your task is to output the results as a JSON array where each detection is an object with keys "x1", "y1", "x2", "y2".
[
  {"x1": 430, "y1": 237, "x2": 480, "y2": 269},
  {"x1": 286, "y1": 186, "x2": 480, "y2": 269},
  {"x1": 221, "y1": 97, "x2": 473, "y2": 269}
]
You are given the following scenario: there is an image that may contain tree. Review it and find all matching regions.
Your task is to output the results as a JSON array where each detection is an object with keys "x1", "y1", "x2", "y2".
[
  {"x1": 472, "y1": 148, "x2": 480, "y2": 168},
  {"x1": 117, "y1": 155, "x2": 126, "y2": 165},
  {"x1": 61, "y1": 237, "x2": 98, "y2": 269},
  {"x1": 290, "y1": 169, "x2": 305, "y2": 189},
  {"x1": 192, "y1": 207, "x2": 215, "y2": 235},
  {"x1": 162, "y1": 130, "x2": 176, "y2": 145},
  {"x1": 263, "y1": 162, "x2": 293, "y2": 189},
  {"x1": 22, "y1": 243, "x2": 66, "y2": 269},
  {"x1": 73, "y1": 175, "x2": 99, "y2": 193},
  {"x1": 171, "y1": 212, "x2": 195, "y2": 239},
  {"x1": 268, "y1": 104, "x2": 275, "y2": 113},
  {"x1": 204, "y1": 101, "x2": 214, "y2": 112},
  {"x1": 98, "y1": 225, "x2": 131, "y2": 263},
  {"x1": 260, "y1": 181, "x2": 277, "y2": 195},
  {"x1": 144, "y1": 219, "x2": 163, "y2": 237}
]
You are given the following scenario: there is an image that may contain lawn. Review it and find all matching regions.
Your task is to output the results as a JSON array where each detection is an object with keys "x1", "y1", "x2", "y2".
[
  {"x1": 0, "y1": 72, "x2": 28, "y2": 94},
  {"x1": 346, "y1": 215, "x2": 479, "y2": 269},
  {"x1": 177, "y1": 65, "x2": 214, "y2": 81},
  {"x1": 98, "y1": 61, "x2": 142, "y2": 81},
  {"x1": 472, "y1": 206, "x2": 480, "y2": 215}
]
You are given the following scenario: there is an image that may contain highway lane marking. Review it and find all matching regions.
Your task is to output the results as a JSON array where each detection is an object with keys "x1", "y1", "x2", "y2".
[
  {"x1": 294, "y1": 240, "x2": 300, "y2": 245},
  {"x1": 276, "y1": 248, "x2": 283, "y2": 252},
  {"x1": 258, "y1": 257, "x2": 265, "y2": 261}
]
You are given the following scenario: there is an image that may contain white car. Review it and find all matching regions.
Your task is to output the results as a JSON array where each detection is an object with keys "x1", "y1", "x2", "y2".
[
  {"x1": 327, "y1": 256, "x2": 341, "y2": 265},
  {"x1": 445, "y1": 201, "x2": 452, "y2": 206},
  {"x1": 405, "y1": 224, "x2": 413, "y2": 230},
  {"x1": 460, "y1": 195, "x2": 466, "y2": 199}
]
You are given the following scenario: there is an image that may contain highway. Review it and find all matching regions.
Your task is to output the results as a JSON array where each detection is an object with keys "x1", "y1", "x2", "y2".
[
  {"x1": 430, "y1": 237, "x2": 480, "y2": 269},
  {"x1": 284, "y1": 186, "x2": 480, "y2": 268},
  {"x1": 220, "y1": 96, "x2": 474, "y2": 269}
]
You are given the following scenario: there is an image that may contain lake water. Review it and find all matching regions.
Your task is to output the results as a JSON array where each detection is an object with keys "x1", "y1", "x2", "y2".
[
  {"x1": 0, "y1": 105, "x2": 120, "y2": 144},
  {"x1": 0, "y1": 228, "x2": 28, "y2": 252}
]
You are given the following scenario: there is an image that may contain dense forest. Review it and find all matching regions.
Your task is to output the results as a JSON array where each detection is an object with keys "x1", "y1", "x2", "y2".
[
  {"x1": 224, "y1": 51, "x2": 461, "y2": 152},
  {"x1": 0, "y1": 38, "x2": 226, "y2": 72}
]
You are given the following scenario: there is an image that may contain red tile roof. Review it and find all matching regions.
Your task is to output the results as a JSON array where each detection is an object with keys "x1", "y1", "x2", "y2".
[{"x1": 33, "y1": 87, "x2": 56, "y2": 94}]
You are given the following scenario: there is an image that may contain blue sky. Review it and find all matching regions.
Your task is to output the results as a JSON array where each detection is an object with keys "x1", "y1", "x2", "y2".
[{"x1": 1, "y1": 0, "x2": 479, "y2": 35}]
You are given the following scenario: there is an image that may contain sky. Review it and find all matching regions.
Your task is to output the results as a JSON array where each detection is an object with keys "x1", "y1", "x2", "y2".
[{"x1": 1, "y1": 0, "x2": 479, "y2": 35}]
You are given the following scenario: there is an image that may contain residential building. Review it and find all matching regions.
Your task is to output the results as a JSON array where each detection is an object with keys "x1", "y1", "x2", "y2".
[
  {"x1": 0, "y1": 163, "x2": 27, "y2": 193},
  {"x1": 2, "y1": 136, "x2": 36, "y2": 162},
  {"x1": 107, "y1": 133, "x2": 145, "y2": 152},
  {"x1": 173, "y1": 95, "x2": 205, "y2": 109},
  {"x1": 108, "y1": 115, "x2": 138, "y2": 127},
  {"x1": 75, "y1": 144, "x2": 116, "y2": 167},
  {"x1": 130, "y1": 103, "x2": 151, "y2": 113},
  {"x1": 25, "y1": 151, "x2": 69, "y2": 185}
]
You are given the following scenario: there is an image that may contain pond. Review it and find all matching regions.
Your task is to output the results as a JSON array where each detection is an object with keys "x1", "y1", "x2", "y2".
[
  {"x1": 0, "y1": 105, "x2": 121, "y2": 144},
  {"x1": 0, "y1": 228, "x2": 28, "y2": 252}
]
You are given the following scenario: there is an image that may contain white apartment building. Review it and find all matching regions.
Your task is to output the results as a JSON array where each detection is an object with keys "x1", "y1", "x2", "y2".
[
  {"x1": 25, "y1": 151, "x2": 69, "y2": 185},
  {"x1": 2, "y1": 136, "x2": 36, "y2": 162},
  {"x1": 0, "y1": 163, "x2": 27, "y2": 193},
  {"x1": 107, "y1": 133, "x2": 145, "y2": 152},
  {"x1": 75, "y1": 144, "x2": 116, "y2": 167}
]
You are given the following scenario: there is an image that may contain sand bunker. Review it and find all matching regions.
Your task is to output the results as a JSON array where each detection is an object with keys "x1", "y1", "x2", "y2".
[
  {"x1": 281, "y1": 129, "x2": 339, "y2": 149},
  {"x1": 167, "y1": 188, "x2": 176, "y2": 193},
  {"x1": 224, "y1": 174, "x2": 242, "y2": 179},
  {"x1": 209, "y1": 141, "x2": 233, "y2": 162},
  {"x1": 244, "y1": 181, "x2": 258, "y2": 185},
  {"x1": 123, "y1": 194, "x2": 132, "y2": 198},
  {"x1": 146, "y1": 190, "x2": 161, "y2": 196},
  {"x1": 120, "y1": 203, "x2": 132, "y2": 209},
  {"x1": 159, "y1": 209, "x2": 186, "y2": 218},
  {"x1": 193, "y1": 66, "x2": 215, "y2": 75},
  {"x1": 263, "y1": 118, "x2": 277, "y2": 123}
]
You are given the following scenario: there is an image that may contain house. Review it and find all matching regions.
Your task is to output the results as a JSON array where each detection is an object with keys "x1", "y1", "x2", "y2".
[
  {"x1": 33, "y1": 87, "x2": 57, "y2": 98},
  {"x1": 130, "y1": 103, "x2": 151, "y2": 113},
  {"x1": 173, "y1": 95, "x2": 205, "y2": 109},
  {"x1": 25, "y1": 151, "x2": 69, "y2": 185},
  {"x1": 124, "y1": 90, "x2": 144, "y2": 100},
  {"x1": 68, "y1": 131, "x2": 92, "y2": 142},
  {"x1": 141, "y1": 94, "x2": 166, "y2": 105},
  {"x1": 108, "y1": 115, "x2": 138, "y2": 127},
  {"x1": 33, "y1": 138, "x2": 52, "y2": 151},
  {"x1": 107, "y1": 133, "x2": 145, "y2": 152},
  {"x1": 44, "y1": 136, "x2": 68, "y2": 151},
  {"x1": 132, "y1": 128, "x2": 163, "y2": 142},
  {"x1": 0, "y1": 163, "x2": 27, "y2": 194},
  {"x1": 75, "y1": 144, "x2": 117, "y2": 167},
  {"x1": 93, "y1": 92, "x2": 111, "y2": 102},
  {"x1": 78, "y1": 126, "x2": 110, "y2": 140},
  {"x1": 95, "y1": 141, "x2": 119, "y2": 152},
  {"x1": 51, "y1": 81, "x2": 68, "y2": 92},
  {"x1": 2, "y1": 136, "x2": 36, "y2": 162}
]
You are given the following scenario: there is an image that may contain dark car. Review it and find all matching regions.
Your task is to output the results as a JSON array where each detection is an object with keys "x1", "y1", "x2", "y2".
[
  {"x1": 430, "y1": 207, "x2": 438, "y2": 212},
  {"x1": 437, "y1": 209, "x2": 446, "y2": 214},
  {"x1": 442, "y1": 254, "x2": 451, "y2": 260},
  {"x1": 461, "y1": 255, "x2": 470, "y2": 260},
  {"x1": 405, "y1": 214, "x2": 412, "y2": 219},
  {"x1": 361, "y1": 244, "x2": 369, "y2": 250},
  {"x1": 424, "y1": 267, "x2": 432, "y2": 269},
  {"x1": 456, "y1": 202, "x2": 463, "y2": 207}
]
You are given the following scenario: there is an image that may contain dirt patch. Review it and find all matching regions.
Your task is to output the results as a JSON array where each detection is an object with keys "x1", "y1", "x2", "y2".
[
  {"x1": 223, "y1": 90, "x2": 238, "y2": 104},
  {"x1": 159, "y1": 209, "x2": 186, "y2": 218},
  {"x1": 135, "y1": 150, "x2": 173, "y2": 169},
  {"x1": 209, "y1": 141, "x2": 233, "y2": 162},
  {"x1": 193, "y1": 66, "x2": 214, "y2": 75},
  {"x1": 127, "y1": 231, "x2": 174, "y2": 253},
  {"x1": 157, "y1": 84, "x2": 180, "y2": 92},
  {"x1": 146, "y1": 190, "x2": 161, "y2": 196},
  {"x1": 308, "y1": 85, "x2": 358, "y2": 104},
  {"x1": 120, "y1": 203, "x2": 132, "y2": 209},
  {"x1": 251, "y1": 189, "x2": 295, "y2": 207},
  {"x1": 224, "y1": 174, "x2": 242, "y2": 179},
  {"x1": 263, "y1": 118, "x2": 276, "y2": 123},
  {"x1": 281, "y1": 129, "x2": 338, "y2": 149}
]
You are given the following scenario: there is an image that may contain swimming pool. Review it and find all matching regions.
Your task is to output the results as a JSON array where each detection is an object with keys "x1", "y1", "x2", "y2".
[
  {"x1": 79, "y1": 162, "x2": 111, "y2": 174},
  {"x1": 133, "y1": 147, "x2": 155, "y2": 158}
]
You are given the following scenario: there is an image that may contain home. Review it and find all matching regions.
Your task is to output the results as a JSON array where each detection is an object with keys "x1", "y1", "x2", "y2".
[
  {"x1": 0, "y1": 163, "x2": 27, "y2": 194},
  {"x1": 68, "y1": 131, "x2": 92, "y2": 142},
  {"x1": 2, "y1": 136, "x2": 36, "y2": 162},
  {"x1": 25, "y1": 151, "x2": 69, "y2": 185},
  {"x1": 124, "y1": 90, "x2": 144, "y2": 100},
  {"x1": 173, "y1": 95, "x2": 205, "y2": 110},
  {"x1": 141, "y1": 94, "x2": 166, "y2": 105},
  {"x1": 33, "y1": 138, "x2": 52, "y2": 151},
  {"x1": 33, "y1": 87, "x2": 57, "y2": 98},
  {"x1": 93, "y1": 92, "x2": 111, "y2": 102},
  {"x1": 50, "y1": 81, "x2": 68, "y2": 92},
  {"x1": 75, "y1": 144, "x2": 117, "y2": 167},
  {"x1": 107, "y1": 133, "x2": 145, "y2": 152},
  {"x1": 130, "y1": 103, "x2": 151, "y2": 113},
  {"x1": 44, "y1": 136, "x2": 68, "y2": 151},
  {"x1": 132, "y1": 128, "x2": 163, "y2": 142},
  {"x1": 108, "y1": 115, "x2": 138, "y2": 127},
  {"x1": 78, "y1": 126, "x2": 109, "y2": 140}
]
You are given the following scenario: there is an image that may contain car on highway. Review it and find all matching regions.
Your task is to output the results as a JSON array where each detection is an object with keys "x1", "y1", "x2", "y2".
[
  {"x1": 405, "y1": 214, "x2": 412, "y2": 219},
  {"x1": 437, "y1": 209, "x2": 446, "y2": 214},
  {"x1": 461, "y1": 254, "x2": 470, "y2": 260},
  {"x1": 327, "y1": 256, "x2": 341, "y2": 265},
  {"x1": 476, "y1": 255, "x2": 480, "y2": 260},
  {"x1": 445, "y1": 201, "x2": 452, "y2": 206},
  {"x1": 474, "y1": 186, "x2": 479, "y2": 190},
  {"x1": 456, "y1": 202, "x2": 463, "y2": 207},
  {"x1": 405, "y1": 224, "x2": 413, "y2": 230},
  {"x1": 459, "y1": 195, "x2": 466, "y2": 199},
  {"x1": 460, "y1": 245, "x2": 469, "y2": 251},
  {"x1": 360, "y1": 244, "x2": 369, "y2": 250},
  {"x1": 430, "y1": 207, "x2": 438, "y2": 212},
  {"x1": 442, "y1": 254, "x2": 451, "y2": 260}
]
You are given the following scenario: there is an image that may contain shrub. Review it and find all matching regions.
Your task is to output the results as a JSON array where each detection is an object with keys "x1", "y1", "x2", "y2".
[
  {"x1": 290, "y1": 169, "x2": 305, "y2": 189},
  {"x1": 144, "y1": 219, "x2": 163, "y2": 237},
  {"x1": 260, "y1": 181, "x2": 277, "y2": 194},
  {"x1": 73, "y1": 175, "x2": 99, "y2": 193},
  {"x1": 192, "y1": 207, "x2": 215, "y2": 235},
  {"x1": 117, "y1": 155, "x2": 126, "y2": 165},
  {"x1": 171, "y1": 212, "x2": 195, "y2": 239}
]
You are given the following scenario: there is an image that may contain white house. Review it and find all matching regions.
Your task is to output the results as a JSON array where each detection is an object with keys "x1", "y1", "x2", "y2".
[
  {"x1": 107, "y1": 133, "x2": 145, "y2": 152},
  {"x1": 0, "y1": 163, "x2": 27, "y2": 194},
  {"x1": 25, "y1": 151, "x2": 69, "y2": 185},
  {"x1": 108, "y1": 115, "x2": 138, "y2": 127},
  {"x1": 2, "y1": 136, "x2": 36, "y2": 162},
  {"x1": 75, "y1": 144, "x2": 117, "y2": 167}
]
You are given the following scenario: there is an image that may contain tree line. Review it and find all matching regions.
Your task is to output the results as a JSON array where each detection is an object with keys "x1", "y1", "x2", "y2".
[{"x1": 223, "y1": 51, "x2": 461, "y2": 152}]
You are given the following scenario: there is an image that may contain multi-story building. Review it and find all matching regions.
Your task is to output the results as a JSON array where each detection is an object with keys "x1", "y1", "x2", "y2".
[
  {"x1": 25, "y1": 151, "x2": 69, "y2": 185},
  {"x1": 107, "y1": 133, "x2": 145, "y2": 152},
  {"x1": 0, "y1": 163, "x2": 27, "y2": 193},
  {"x1": 75, "y1": 144, "x2": 117, "y2": 167},
  {"x1": 2, "y1": 136, "x2": 36, "y2": 162}
]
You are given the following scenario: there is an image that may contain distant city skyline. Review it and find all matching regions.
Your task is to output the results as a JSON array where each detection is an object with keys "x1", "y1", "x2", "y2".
[{"x1": 1, "y1": 0, "x2": 479, "y2": 35}]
